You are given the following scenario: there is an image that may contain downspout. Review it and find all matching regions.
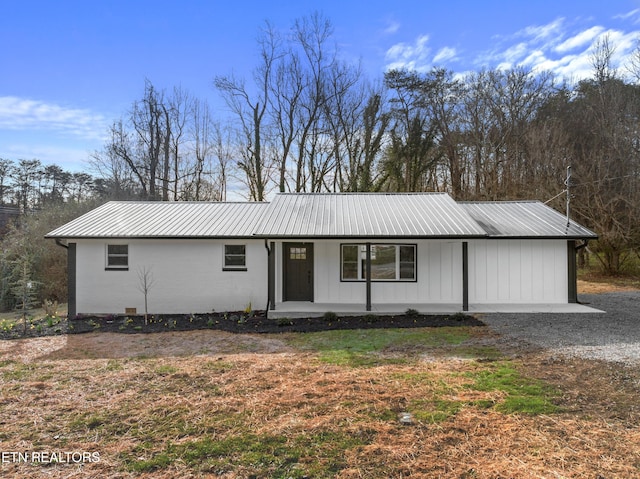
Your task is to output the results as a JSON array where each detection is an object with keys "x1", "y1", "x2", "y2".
[
  {"x1": 55, "y1": 239, "x2": 69, "y2": 250},
  {"x1": 576, "y1": 239, "x2": 589, "y2": 251}
]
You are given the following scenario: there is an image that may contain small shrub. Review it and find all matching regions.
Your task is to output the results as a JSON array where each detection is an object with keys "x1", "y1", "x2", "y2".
[
  {"x1": 0, "y1": 319, "x2": 15, "y2": 332},
  {"x1": 323, "y1": 311, "x2": 338, "y2": 322},
  {"x1": 42, "y1": 299, "x2": 59, "y2": 318},
  {"x1": 448, "y1": 312, "x2": 470, "y2": 322},
  {"x1": 364, "y1": 314, "x2": 378, "y2": 323},
  {"x1": 277, "y1": 317, "x2": 294, "y2": 327},
  {"x1": 405, "y1": 308, "x2": 420, "y2": 317}
]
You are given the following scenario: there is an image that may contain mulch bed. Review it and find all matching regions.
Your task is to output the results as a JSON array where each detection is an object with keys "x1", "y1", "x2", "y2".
[{"x1": 1, "y1": 311, "x2": 484, "y2": 339}]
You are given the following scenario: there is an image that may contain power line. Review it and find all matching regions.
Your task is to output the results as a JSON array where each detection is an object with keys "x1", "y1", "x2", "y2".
[{"x1": 570, "y1": 173, "x2": 637, "y2": 187}]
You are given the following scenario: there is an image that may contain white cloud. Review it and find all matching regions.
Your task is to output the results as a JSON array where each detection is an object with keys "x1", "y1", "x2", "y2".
[
  {"x1": 614, "y1": 8, "x2": 640, "y2": 21},
  {"x1": 518, "y1": 18, "x2": 565, "y2": 42},
  {"x1": 383, "y1": 20, "x2": 400, "y2": 35},
  {"x1": 385, "y1": 34, "x2": 431, "y2": 70},
  {"x1": 381, "y1": 14, "x2": 640, "y2": 84},
  {"x1": 433, "y1": 46, "x2": 458, "y2": 64},
  {"x1": 555, "y1": 26, "x2": 605, "y2": 53},
  {"x1": 0, "y1": 96, "x2": 107, "y2": 141}
]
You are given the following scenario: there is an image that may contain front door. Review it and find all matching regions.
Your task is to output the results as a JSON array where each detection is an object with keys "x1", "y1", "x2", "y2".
[{"x1": 283, "y1": 243, "x2": 314, "y2": 301}]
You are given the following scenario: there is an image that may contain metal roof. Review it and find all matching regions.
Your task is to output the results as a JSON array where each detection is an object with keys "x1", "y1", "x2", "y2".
[
  {"x1": 45, "y1": 201, "x2": 270, "y2": 238},
  {"x1": 459, "y1": 201, "x2": 598, "y2": 239},
  {"x1": 46, "y1": 195, "x2": 598, "y2": 241},
  {"x1": 253, "y1": 193, "x2": 488, "y2": 238}
]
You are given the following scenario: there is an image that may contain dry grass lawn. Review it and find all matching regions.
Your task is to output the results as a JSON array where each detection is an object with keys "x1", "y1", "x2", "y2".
[
  {"x1": 577, "y1": 278, "x2": 640, "y2": 294},
  {"x1": 1, "y1": 324, "x2": 639, "y2": 478}
]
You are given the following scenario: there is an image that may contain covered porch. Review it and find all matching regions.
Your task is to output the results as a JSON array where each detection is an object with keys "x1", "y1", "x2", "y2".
[{"x1": 267, "y1": 301, "x2": 602, "y2": 318}]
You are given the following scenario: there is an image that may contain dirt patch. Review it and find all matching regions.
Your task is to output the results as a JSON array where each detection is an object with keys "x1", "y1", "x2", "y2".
[
  {"x1": 518, "y1": 353, "x2": 640, "y2": 426},
  {"x1": 578, "y1": 279, "x2": 639, "y2": 294},
  {"x1": 71, "y1": 330, "x2": 290, "y2": 360}
]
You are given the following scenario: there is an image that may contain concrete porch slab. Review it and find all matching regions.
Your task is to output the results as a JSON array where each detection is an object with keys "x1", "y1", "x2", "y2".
[{"x1": 268, "y1": 302, "x2": 603, "y2": 318}]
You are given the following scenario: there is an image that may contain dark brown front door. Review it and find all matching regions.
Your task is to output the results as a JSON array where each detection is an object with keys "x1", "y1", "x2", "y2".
[{"x1": 283, "y1": 243, "x2": 314, "y2": 301}]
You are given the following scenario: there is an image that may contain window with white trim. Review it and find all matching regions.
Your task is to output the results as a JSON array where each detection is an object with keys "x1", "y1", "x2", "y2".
[
  {"x1": 224, "y1": 244, "x2": 246, "y2": 271},
  {"x1": 341, "y1": 244, "x2": 416, "y2": 281},
  {"x1": 106, "y1": 244, "x2": 128, "y2": 270}
]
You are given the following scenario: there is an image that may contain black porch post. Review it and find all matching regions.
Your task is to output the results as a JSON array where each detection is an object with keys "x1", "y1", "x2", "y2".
[
  {"x1": 268, "y1": 241, "x2": 276, "y2": 310},
  {"x1": 567, "y1": 240, "x2": 578, "y2": 303},
  {"x1": 462, "y1": 242, "x2": 469, "y2": 312},
  {"x1": 68, "y1": 242, "x2": 76, "y2": 318},
  {"x1": 365, "y1": 242, "x2": 371, "y2": 311}
]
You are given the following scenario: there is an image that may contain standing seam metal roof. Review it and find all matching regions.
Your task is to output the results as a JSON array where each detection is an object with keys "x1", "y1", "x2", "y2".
[
  {"x1": 45, "y1": 194, "x2": 598, "y2": 240},
  {"x1": 459, "y1": 201, "x2": 598, "y2": 239},
  {"x1": 45, "y1": 201, "x2": 270, "y2": 238},
  {"x1": 252, "y1": 193, "x2": 488, "y2": 238}
]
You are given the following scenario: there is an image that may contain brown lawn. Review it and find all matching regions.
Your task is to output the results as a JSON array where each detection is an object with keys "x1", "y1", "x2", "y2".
[
  {"x1": 1, "y1": 326, "x2": 639, "y2": 478},
  {"x1": 578, "y1": 278, "x2": 640, "y2": 294}
]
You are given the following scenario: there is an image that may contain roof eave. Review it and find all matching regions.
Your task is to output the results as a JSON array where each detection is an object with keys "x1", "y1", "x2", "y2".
[
  {"x1": 482, "y1": 234, "x2": 598, "y2": 240},
  {"x1": 252, "y1": 234, "x2": 489, "y2": 240},
  {"x1": 44, "y1": 235, "x2": 260, "y2": 240}
]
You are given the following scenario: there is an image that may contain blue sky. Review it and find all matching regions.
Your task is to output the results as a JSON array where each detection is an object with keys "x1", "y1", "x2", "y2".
[{"x1": 2, "y1": 0, "x2": 640, "y2": 172}]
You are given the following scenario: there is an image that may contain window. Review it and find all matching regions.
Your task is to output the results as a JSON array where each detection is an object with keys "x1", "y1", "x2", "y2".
[
  {"x1": 289, "y1": 247, "x2": 307, "y2": 260},
  {"x1": 106, "y1": 244, "x2": 128, "y2": 270},
  {"x1": 341, "y1": 244, "x2": 416, "y2": 281},
  {"x1": 224, "y1": 244, "x2": 246, "y2": 270}
]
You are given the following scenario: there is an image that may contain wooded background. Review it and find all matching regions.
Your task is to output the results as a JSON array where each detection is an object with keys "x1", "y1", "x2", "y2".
[{"x1": 1, "y1": 14, "x2": 639, "y2": 310}]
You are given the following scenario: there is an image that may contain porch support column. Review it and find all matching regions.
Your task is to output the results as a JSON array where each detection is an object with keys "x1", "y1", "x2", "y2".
[
  {"x1": 567, "y1": 240, "x2": 577, "y2": 303},
  {"x1": 365, "y1": 242, "x2": 372, "y2": 311},
  {"x1": 462, "y1": 241, "x2": 469, "y2": 312},
  {"x1": 268, "y1": 241, "x2": 276, "y2": 310},
  {"x1": 68, "y1": 242, "x2": 77, "y2": 319}
]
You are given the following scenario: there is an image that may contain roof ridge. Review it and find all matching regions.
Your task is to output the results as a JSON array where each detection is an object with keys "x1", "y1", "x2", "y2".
[
  {"x1": 458, "y1": 200, "x2": 540, "y2": 204},
  {"x1": 275, "y1": 192, "x2": 448, "y2": 196},
  {"x1": 103, "y1": 200, "x2": 270, "y2": 205}
]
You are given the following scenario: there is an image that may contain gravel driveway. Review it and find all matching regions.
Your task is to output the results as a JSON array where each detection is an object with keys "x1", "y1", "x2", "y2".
[{"x1": 481, "y1": 291, "x2": 640, "y2": 365}]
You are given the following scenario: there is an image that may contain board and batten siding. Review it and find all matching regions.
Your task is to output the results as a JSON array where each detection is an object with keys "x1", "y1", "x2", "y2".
[
  {"x1": 273, "y1": 239, "x2": 463, "y2": 305},
  {"x1": 75, "y1": 239, "x2": 267, "y2": 314},
  {"x1": 467, "y1": 239, "x2": 568, "y2": 303}
]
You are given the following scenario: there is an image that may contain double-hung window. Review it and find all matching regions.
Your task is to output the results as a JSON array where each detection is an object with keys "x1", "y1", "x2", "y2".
[
  {"x1": 341, "y1": 244, "x2": 416, "y2": 281},
  {"x1": 106, "y1": 244, "x2": 128, "y2": 270},
  {"x1": 224, "y1": 245, "x2": 247, "y2": 271}
]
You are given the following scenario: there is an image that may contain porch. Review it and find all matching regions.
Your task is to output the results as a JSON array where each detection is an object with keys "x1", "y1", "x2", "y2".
[{"x1": 267, "y1": 301, "x2": 602, "y2": 318}]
